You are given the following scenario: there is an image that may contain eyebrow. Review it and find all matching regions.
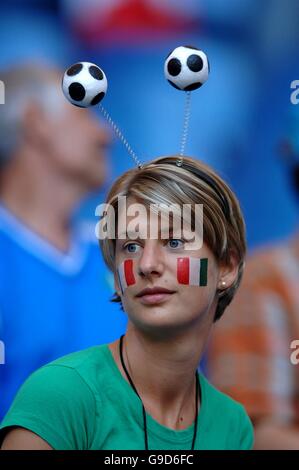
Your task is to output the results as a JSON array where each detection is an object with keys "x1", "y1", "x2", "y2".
[
  {"x1": 117, "y1": 224, "x2": 185, "y2": 240},
  {"x1": 117, "y1": 230, "x2": 144, "y2": 239}
]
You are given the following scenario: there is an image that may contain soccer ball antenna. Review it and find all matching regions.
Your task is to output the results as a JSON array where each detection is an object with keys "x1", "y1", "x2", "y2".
[
  {"x1": 164, "y1": 46, "x2": 210, "y2": 165},
  {"x1": 62, "y1": 47, "x2": 209, "y2": 169},
  {"x1": 62, "y1": 61, "x2": 143, "y2": 169}
]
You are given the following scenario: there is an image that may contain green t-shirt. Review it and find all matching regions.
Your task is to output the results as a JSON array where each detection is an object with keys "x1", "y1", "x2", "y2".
[{"x1": 0, "y1": 344, "x2": 254, "y2": 450}]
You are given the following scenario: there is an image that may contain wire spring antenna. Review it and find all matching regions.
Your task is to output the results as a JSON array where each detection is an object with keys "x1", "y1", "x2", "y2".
[
  {"x1": 99, "y1": 104, "x2": 143, "y2": 169},
  {"x1": 177, "y1": 91, "x2": 192, "y2": 167}
]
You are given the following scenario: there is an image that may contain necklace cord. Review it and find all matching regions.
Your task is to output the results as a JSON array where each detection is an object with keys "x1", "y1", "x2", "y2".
[
  {"x1": 119, "y1": 335, "x2": 148, "y2": 449},
  {"x1": 118, "y1": 334, "x2": 200, "y2": 450}
]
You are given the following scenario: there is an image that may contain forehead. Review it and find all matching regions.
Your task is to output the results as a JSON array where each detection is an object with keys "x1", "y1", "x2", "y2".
[{"x1": 116, "y1": 196, "x2": 199, "y2": 241}]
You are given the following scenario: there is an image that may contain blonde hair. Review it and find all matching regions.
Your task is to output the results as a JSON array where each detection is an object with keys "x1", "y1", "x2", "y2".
[{"x1": 99, "y1": 155, "x2": 246, "y2": 322}]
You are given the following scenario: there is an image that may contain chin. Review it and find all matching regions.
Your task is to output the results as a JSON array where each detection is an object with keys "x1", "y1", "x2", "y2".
[
  {"x1": 85, "y1": 175, "x2": 106, "y2": 191},
  {"x1": 136, "y1": 323, "x2": 190, "y2": 340},
  {"x1": 127, "y1": 307, "x2": 190, "y2": 335}
]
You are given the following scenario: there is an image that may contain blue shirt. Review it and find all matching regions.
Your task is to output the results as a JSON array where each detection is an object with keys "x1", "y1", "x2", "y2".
[{"x1": 0, "y1": 204, "x2": 126, "y2": 419}]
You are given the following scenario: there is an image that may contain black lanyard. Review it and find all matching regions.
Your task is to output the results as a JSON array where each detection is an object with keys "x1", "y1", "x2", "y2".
[{"x1": 119, "y1": 334, "x2": 200, "y2": 450}]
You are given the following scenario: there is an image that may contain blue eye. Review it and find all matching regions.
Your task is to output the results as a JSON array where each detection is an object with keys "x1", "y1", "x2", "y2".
[
  {"x1": 124, "y1": 243, "x2": 140, "y2": 253},
  {"x1": 168, "y1": 239, "x2": 184, "y2": 249}
]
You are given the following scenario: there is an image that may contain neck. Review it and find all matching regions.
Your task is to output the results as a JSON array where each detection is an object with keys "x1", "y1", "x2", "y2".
[
  {"x1": 110, "y1": 314, "x2": 215, "y2": 430},
  {"x1": 0, "y1": 150, "x2": 86, "y2": 252}
]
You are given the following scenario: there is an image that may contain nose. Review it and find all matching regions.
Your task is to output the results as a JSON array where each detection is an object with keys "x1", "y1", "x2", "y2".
[
  {"x1": 138, "y1": 241, "x2": 164, "y2": 279},
  {"x1": 87, "y1": 112, "x2": 111, "y2": 149},
  {"x1": 97, "y1": 120, "x2": 111, "y2": 147}
]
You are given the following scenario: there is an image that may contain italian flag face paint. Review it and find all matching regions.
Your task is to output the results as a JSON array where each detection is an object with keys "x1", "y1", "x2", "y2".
[
  {"x1": 117, "y1": 259, "x2": 136, "y2": 294},
  {"x1": 177, "y1": 257, "x2": 208, "y2": 286}
]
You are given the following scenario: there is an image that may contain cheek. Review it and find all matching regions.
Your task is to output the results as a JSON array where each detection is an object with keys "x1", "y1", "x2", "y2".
[
  {"x1": 177, "y1": 283, "x2": 217, "y2": 317},
  {"x1": 176, "y1": 257, "x2": 209, "y2": 287},
  {"x1": 116, "y1": 259, "x2": 137, "y2": 295},
  {"x1": 185, "y1": 283, "x2": 215, "y2": 300},
  {"x1": 175, "y1": 256, "x2": 218, "y2": 307},
  {"x1": 53, "y1": 128, "x2": 80, "y2": 162}
]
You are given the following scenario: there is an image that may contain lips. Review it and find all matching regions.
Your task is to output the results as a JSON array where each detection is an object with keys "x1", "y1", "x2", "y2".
[
  {"x1": 136, "y1": 287, "x2": 176, "y2": 297},
  {"x1": 136, "y1": 287, "x2": 176, "y2": 305}
]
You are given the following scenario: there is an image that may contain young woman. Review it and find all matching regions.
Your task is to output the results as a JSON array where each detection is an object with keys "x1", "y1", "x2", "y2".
[{"x1": 0, "y1": 155, "x2": 253, "y2": 450}]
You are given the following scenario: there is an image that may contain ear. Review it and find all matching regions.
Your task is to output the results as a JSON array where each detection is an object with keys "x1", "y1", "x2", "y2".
[
  {"x1": 21, "y1": 101, "x2": 50, "y2": 149},
  {"x1": 114, "y1": 269, "x2": 122, "y2": 298},
  {"x1": 217, "y1": 252, "x2": 240, "y2": 291}
]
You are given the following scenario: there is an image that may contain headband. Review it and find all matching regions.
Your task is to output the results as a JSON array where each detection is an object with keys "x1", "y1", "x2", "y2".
[
  {"x1": 61, "y1": 45, "x2": 228, "y2": 216},
  {"x1": 62, "y1": 45, "x2": 209, "y2": 168}
]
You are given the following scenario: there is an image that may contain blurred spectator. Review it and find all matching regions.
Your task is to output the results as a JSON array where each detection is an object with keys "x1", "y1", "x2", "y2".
[
  {"x1": 0, "y1": 63, "x2": 126, "y2": 419},
  {"x1": 208, "y1": 110, "x2": 299, "y2": 449}
]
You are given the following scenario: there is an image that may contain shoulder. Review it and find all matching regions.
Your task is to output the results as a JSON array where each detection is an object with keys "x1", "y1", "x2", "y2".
[
  {"x1": 36, "y1": 344, "x2": 111, "y2": 392},
  {"x1": 200, "y1": 373, "x2": 244, "y2": 414},
  {"x1": 11, "y1": 343, "x2": 112, "y2": 400},
  {"x1": 224, "y1": 241, "x2": 296, "y2": 317},
  {"x1": 243, "y1": 241, "x2": 294, "y2": 286},
  {"x1": 48, "y1": 343, "x2": 107, "y2": 367},
  {"x1": 200, "y1": 374, "x2": 254, "y2": 449},
  {"x1": 0, "y1": 345, "x2": 110, "y2": 450}
]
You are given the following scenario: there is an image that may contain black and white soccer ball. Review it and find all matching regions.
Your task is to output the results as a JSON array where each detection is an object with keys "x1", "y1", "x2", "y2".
[
  {"x1": 62, "y1": 62, "x2": 108, "y2": 107},
  {"x1": 164, "y1": 46, "x2": 209, "y2": 91}
]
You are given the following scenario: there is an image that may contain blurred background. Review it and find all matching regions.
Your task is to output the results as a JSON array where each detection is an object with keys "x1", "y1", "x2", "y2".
[
  {"x1": 0, "y1": 0, "x2": 299, "y2": 423},
  {"x1": 0, "y1": 0, "x2": 298, "y2": 246}
]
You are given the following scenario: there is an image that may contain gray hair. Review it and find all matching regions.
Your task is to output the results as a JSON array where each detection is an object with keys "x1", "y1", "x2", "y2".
[{"x1": 0, "y1": 63, "x2": 64, "y2": 166}]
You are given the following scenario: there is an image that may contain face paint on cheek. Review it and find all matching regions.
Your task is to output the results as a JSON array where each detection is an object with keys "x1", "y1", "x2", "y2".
[
  {"x1": 177, "y1": 257, "x2": 208, "y2": 287},
  {"x1": 117, "y1": 259, "x2": 136, "y2": 294}
]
